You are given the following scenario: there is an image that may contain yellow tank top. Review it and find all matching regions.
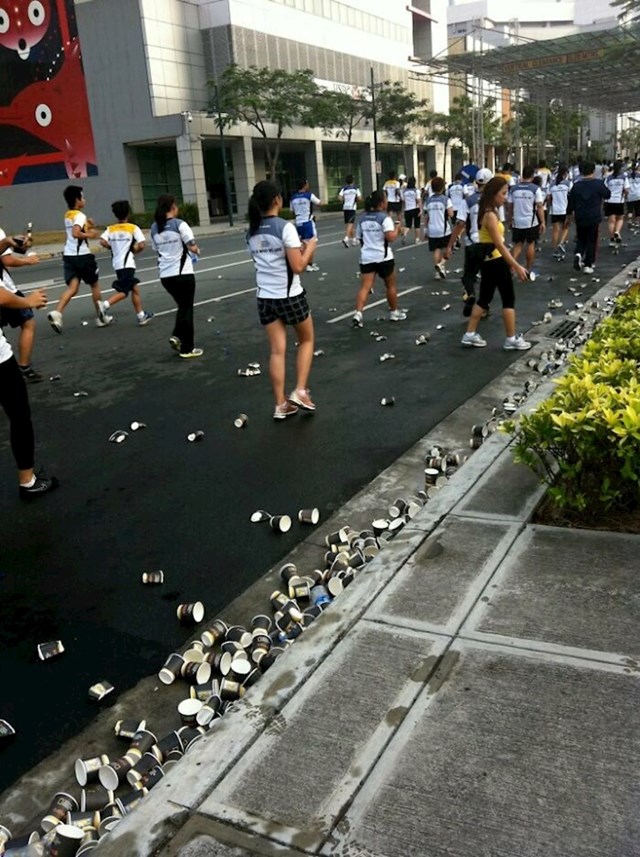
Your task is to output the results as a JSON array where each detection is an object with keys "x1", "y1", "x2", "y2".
[{"x1": 479, "y1": 214, "x2": 503, "y2": 260}]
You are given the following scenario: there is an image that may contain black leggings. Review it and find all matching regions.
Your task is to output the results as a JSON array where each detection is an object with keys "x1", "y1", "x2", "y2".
[
  {"x1": 477, "y1": 257, "x2": 515, "y2": 310},
  {"x1": 161, "y1": 274, "x2": 196, "y2": 354},
  {"x1": 0, "y1": 356, "x2": 34, "y2": 471}
]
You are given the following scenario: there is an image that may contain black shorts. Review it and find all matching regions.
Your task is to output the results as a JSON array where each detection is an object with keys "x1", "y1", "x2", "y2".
[
  {"x1": 551, "y1": 214, "x2": 566, "y2": 224},
  {"x1": 511, "y1": 226, "x2": 539, "y2": 244},
  {"x1": 112, "y1": 268, "x2": 140, "y2": 295},
  {"x1": 63, "y1": 254, "x2": 99, "y2": 286},
  {"x1": 343, "y1": 210, "x2": 356, "y2": 224},
  {"x1": 359, "y1": 259, "x2": 395, "y2": 279},
  {"x1": 257, "y1": 291, "x2": 310, "y2": 326},
  {"x1": 604, "y1": 203, "x2": 625, "y2": 217},
  {"x1": 428, "y1": 236, "x2": 449, "y2": 252},
  {"x1": 404, "y1": 209, "x2": 420, "y2": 228},
  {"x1": 0, "y1": 291, "x2": 34, "y2": 327},
  {"x1": 477, "y1": 257, "x2": 515, "y2": 310},
  {"x1": 629, "y1": 200, "x2": 640, "y2": 216},
  {"x1": 387, "y1": 201, "x2": 402, "y2": 213}
]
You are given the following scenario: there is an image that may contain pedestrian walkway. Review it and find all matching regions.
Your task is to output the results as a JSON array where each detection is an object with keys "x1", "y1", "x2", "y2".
[{"x1": 89, "y1": 263, "x2": 640, "y2": 856}]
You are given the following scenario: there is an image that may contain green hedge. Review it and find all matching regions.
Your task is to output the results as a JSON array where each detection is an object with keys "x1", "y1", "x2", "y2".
[
  {"x1": 132, "y1": 200, "x2": 200, "y2": 230},
  {"x1": 505, "y1": 292, "x2": 640, "y2": 515}
]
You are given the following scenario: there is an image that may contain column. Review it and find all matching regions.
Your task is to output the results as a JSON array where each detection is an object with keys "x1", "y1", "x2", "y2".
[
  {"x1": 360, "y1": 142, "x2": 376, "y2": 196},
  {"x1": 176, "y1": 134, "x2": 209, "y2": 225},
  {"x1": 409, "y1": 143, "x2": 419, "y2": 181},
  {"x1": 304, "y1": 140, "x2": 326, "y2": 201},
  {"x1": 230, "y1": 136, "x2": 256, "y2": 219},
  {"x1": 123, "y1": 146, "x2": 145, "y2": 213}
]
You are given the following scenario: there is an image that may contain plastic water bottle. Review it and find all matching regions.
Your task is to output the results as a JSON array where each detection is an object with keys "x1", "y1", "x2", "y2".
[
  {"x1": 189, "y1": 252, "x2": 198, "y2": 265},
  {"x1": 310, "y1": 585, "x2": 331, "y2": 606}
]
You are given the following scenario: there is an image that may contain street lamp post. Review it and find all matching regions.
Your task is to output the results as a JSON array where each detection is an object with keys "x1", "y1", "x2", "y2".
[
  {"x1": 212, "y1": 83, "x2": 234, "y2": 227},
  {"x1": 370, "y1": 67, "x2": 380, "y2": 190}
]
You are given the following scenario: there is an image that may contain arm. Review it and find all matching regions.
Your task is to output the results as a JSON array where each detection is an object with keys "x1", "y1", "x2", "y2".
[
  {"x1": 133, "y1": 240, "x2": 146, "y2": 254},
  {"x1": 536, "y1": 202, "x2": 546, "y2": 232},
  {"x1": 285, "y1": 237, "x2": 317, "y2": 274},
  {"x1": 0, "y1": 287, "x2": 47, "y2": 309},
  {"x1": 483, "y1": 212, "x2": 527, "y2": 281},
  {"x1": 99, "y1": 238, "x2": 110, "y2": 250},
  {"x1": 445, "y1": 221, "x2": 466, "y2": 258},
  {"x1": 2, "y1": 252, "x2": 40, "y2": 267}
]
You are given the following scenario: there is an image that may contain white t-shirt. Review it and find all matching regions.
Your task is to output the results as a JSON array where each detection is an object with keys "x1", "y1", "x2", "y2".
[
  {"x1": 425, "y1": 194, "x2": 452, "y2": 238},
  {"x1": 357, "y1": 211, "x2": 394, "y2": 264},
  {"x1": 548, "y1": 180, "x2": 572, "y2": 216},
  {"x1": 339, "y1": 186, "x2": 360, "y2": 210},
  {"x1": 247, "y1": 217, "x2": 302, "y2": 299},
  {"x1": 401, "y1": 187, "x2": 420, "y2": 211},
  {"x1": 447, "y1": 182, "x2": 465, "y2": 211},
  {"x1": 509, "y1": 182, "x2": 545, "y2": 229},
  {"x1": 100, "y1": 222, "x2": 145, "y2": 271},
  {"x1": 150, "y1": 218, "x2": 196, "y2": 278},
  {"x1": 383, "y1": 180, "x2": 401, "y2": 204},
  {"x1": 627, "y1": 175, "x2": 640, "y2": 202},
  {"x1": 0, "y1": 228, "x2": 17, "y2": 293},
  {"x1": 0, "y1": 328, "x2": 12, "y2": 364},
  {"x1": 290, "y1": 192, "x2": 320, "y2": 225},
  {"x1": 605, "y1": 175, "x2": 629, "y2": 204},
  {"x1": 63, "y1": 209, "x2": 92, "y2": 256}
]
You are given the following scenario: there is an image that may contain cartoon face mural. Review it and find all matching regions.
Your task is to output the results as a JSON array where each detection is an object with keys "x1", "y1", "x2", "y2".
[
  {"x1": 0, "y1": 0, "x2": 98, "y2": 184},
  {"x1": 0, "y1": 0, "x2": 51, "y2": 60}
]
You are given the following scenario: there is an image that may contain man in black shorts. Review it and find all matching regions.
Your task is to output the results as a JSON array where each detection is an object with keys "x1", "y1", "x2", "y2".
[{"x1": 48, "y1": 185, "x2": 111, "y2": 333}]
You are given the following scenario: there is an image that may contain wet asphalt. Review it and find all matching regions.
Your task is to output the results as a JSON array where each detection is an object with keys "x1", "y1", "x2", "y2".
[{"x1": 0, "y1": 215, "x2": 637, "y2": 796}]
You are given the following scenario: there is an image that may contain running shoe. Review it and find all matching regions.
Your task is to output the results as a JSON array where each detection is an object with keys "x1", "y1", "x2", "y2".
[
  {"x1": 341, "y1": 237, "x2": 349, "y2": 248},
  {"x1": 273, "y1": 401, "x2": 299, "y2": 420},
  {"x1": 96, "y1": 300, "x2": 110, "y2": 325},
  {"x1": 435, "y1": 262, "x2": 447, "y2": 280},
  {"x1": 583, "y1": 266, "x2": 594, "y2": 274},
  {"x1": 95, "y1": 315, "x2": 113, "y2": 327},
  {"x1": 389, "y1": 309, "x2": 407, "y2": 322},
  {"x1": 179, "y1": 348, "x2": 204, "y2": 359},
  {"x1": 48, "y1": 310, "x2": 63, "y2": 334},
  {"x1": 19, "y1": 365, "x2": 43, "y2": 383},
  {"x1": 614, "y1": 231, "x2": 622, "y2": 243},
  {"x1": 19, "y1": 471, "x2": 59, "y2": 502},
  {"x1": 573, "y1": 252, "x2": 583, "y2": 272},
  {"x1": 288, "y1": 388, "x2": 316, "y2": 411},
  {"x1": 352, "y1": 310, "x2": 363, "y2": 328},
  {"x1": 503, "y1": 334, "x2": 532, "y2": 351},
  {"x1": 461, "y1": 331, "x2": 487, "y2": 347},
  {"x1": 138, "y1": 311, "x2": 154, "y2": 326},
  {"x1": 169, "y1": 336, "x2": 181, "y2": 352}
]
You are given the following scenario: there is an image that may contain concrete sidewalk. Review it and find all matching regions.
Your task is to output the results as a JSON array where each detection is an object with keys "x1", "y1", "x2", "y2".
[{"x1": 77, "y1": 267, "x2": 640, "y2": 857}]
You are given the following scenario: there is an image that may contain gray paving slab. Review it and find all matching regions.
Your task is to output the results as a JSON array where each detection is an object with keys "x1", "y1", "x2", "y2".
[
  {"x1": 366, "y1": 516, "x2": 520, "y2": 634},
  {"x1": 325, "y1": 642, "x2": 640, "y2": 857},
  {"x1": 454, "y1": 443, "x2": 546, "y2": 521},
  {"x1": 175, "y1": 838, "x2": 262, "y2": 857},
  {"x1": 196, "y1": 623, "x2": 449, "y2": 852},
  {"x1": 464, "y1": 525, "x2": 640, "y2": 661}
]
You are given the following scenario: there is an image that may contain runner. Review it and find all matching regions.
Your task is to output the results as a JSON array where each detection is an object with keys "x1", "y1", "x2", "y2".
[
  {"x1": 447, "y1": 172, "x2": 466, "y2": 248},
  {"x1": 534, "y1": 159, "x2": 552, "y2": 192},
  {"x1": 565, "y1": 160, "x2": 610, "y2": 274},
  {"x1": 0, "y1": 225, "x2": 43, "y2": 381},
  {"x1": 424, "y1": 177, "x2": 453, "y2": 280},
  {"x1": 460, "y1": 176, "x2": 530, "y2": 351},
  {"x1": 400, "y1": 177, "x2": 421, "y2": 244},
  {"x1": 547, "y1": 165, "x2": 572, "y2": 259},
  {"x1": 383, "y1": 171, "x2": 403, "y2": 220},
  {"x1": 150, "y1": 194, "x2": 202, "y2": 358},
  {"x1": 338, "y1": 175, "x2": 361, "y2": 248},
  {"x1": 47, "y1": 185, "x2": 110, "y2": 333},
  {"x1": 246, "y1": 180, "x2": 317, "y2": 420},
  {"x1": 604, "y1": 159, "x2": 629, "y2": 247},
  {"x1": 290, "y1": 179, "x2": 322, "y2": 271},
  {"x1": 97, "y1": 200, "x2": 153, "y2": 326},
  {"x1": 626, "y1": 162, "x2": 640, "y2": 232},
  {"x1": 509, "y1": 165, "x2": 546, "y2": 273},
  {"x1": 352, "y1": 190, "x2": 405, "y2": 328}
]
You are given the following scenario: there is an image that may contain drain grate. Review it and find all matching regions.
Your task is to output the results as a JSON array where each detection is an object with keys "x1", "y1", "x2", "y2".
[{"x1": 548, "y1": 319, "x2": 580, "y2": 339}]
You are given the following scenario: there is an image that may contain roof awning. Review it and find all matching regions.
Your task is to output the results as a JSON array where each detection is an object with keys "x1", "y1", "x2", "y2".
[{"x1": 427, "y1": 22, "x2": 640, "y2": 114}]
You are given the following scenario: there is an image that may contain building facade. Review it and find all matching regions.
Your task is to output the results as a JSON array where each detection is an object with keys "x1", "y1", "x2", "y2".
[{"x1": 0, "y1": 0, "x2": 449, "y2": 231}]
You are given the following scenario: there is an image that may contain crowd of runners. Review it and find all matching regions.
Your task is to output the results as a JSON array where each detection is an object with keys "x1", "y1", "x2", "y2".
[{"x1": 1, "y1": 156, "x2": 638, "y2": 497}]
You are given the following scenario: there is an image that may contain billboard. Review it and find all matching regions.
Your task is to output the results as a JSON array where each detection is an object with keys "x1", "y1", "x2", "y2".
[{"x1": 0, "y1": 0, "x2": 98, "y2": 186}]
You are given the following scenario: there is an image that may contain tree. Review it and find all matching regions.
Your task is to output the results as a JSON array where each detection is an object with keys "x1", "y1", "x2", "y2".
[
  {"x1": 366, "y1": 81, "x2": 432, "y2": 169},
  {"x1": 611, "y1": 0, "x2": 640, "y2": 19},
  {"x1": 306, "y1": 89, "x2": 368, "y2": 171},
  {"x1": 618, "y1": 126, "x2": 640, "y2": 158},
  {"x1": 431, "y1": 95, "x2": 500, "y2": 173},
  {"x1": 212, "y1": 65, "x2": 320, "y2": 178}
]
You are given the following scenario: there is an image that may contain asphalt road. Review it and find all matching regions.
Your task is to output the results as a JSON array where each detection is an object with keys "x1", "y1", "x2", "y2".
[{"x1": 0, "y1": 214, "x2": 636, "y2": 796}]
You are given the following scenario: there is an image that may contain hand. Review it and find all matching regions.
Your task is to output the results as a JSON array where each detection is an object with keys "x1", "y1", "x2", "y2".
[
  {"x1": 25, "y1": 253, "x2": 40, "y2": 265},
  {"x1": 514, "y1": 264, "x2": 528, "y2": 282},
  {"x1": 26, "y1": 288, "x2": 47, "y2": 309},
  {"x1": 539, "y1": 223, "x2": 546, "y2": 234},
  {"x1": 86, "y1": 217, "x2": 95, "y2": 227}
]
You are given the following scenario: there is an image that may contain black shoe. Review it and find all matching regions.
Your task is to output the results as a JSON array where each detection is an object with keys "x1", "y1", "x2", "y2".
[
  {"x1": 19, "y1": 472, "x2": 59, "y2": 502},
  {"x1": 19, "y1": 365, "x2": 44, "y2": 383}
]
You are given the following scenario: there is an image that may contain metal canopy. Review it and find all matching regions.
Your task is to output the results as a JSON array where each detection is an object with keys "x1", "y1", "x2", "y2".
[{"x1": 429, "y1": 22, "x2": 640, "y2": 114}]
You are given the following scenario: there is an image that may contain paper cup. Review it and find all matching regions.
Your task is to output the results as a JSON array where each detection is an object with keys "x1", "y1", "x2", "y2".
[
  {"x1": 176, "y1": 602, "x2": 205, "y2": 625},
  {"x1": 269, "y1": 515, "x2": 292, "y2": 533},
  {"x1": 75, "y1": 755, "x2": 110, "y2": 787},
  {"x1": 158, "y1": 653, "x2": 185, "y2": 685},
  {"x1": 297, "y1": 507, "x2": 320, "y2": 525}
]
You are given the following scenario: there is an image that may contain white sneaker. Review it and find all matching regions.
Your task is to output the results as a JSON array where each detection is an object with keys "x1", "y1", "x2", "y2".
[
  {"x1": 341, "y1": 237, "x2": 349, "y2": 248},
  {"x1": 461, "y1": 331, "x2": 487, "y2": 347},
  {"x1": 95, "y1": 315, "x2": 114, "y2": 327},
  {"x1": 435, "y1": 262, "x2": 447, "y2": 280},
  {"x1": 503, "y1": 334, "x2": 532, "y2": 351},
  {"x1": 574, "y1": 252, "x2": 583, "y2": 271},
  {"x1": 352, "y1": 310, "x2": 363, "y2": 328},
  {"x1": 47, "y1": 310, "x2": 63, "y2": 334},
  {"x1": 389, "y1": 309, "x2": 407, "y2": 322},
  {"x1": 415, "y1": 237, "x2": 421, "y2": 244},
  {"x1": 96, "y1": 300, "x2": 110, "y2": 324},
  {"x1": 583, "y1": 266, "x2": 594, "y2": 274}
]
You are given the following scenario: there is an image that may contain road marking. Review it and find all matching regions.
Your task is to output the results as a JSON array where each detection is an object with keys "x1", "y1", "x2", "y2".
[
  {"x1": 326, "y1": 287, "x2": 424, "y2": 324},
  {"x1": 152, "y1": 288, "x2": 256, "y2": 317}
]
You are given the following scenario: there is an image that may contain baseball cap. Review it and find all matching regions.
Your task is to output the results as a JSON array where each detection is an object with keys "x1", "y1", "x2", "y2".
[
  {"x1": 475, "y1": 168, "x2": 494, "y2": 185},
  {"x1": 398, "y1": 174, "x2": 406, "y2": 181}
]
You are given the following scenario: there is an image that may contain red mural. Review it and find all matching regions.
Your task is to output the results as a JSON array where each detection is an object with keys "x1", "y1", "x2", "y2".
[{"x1": 0, "y1": 0, "x2": 98, "y2": 185}]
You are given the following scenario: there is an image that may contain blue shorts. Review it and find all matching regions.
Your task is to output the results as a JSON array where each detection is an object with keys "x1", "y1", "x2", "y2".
[
  {"x1": 0, "y1": 290, "x2": 34, "y2": 327},
  {"x1": 296, "y1": 221, "x2": 316, "y2": 241},
  {"x1": 112, "y1": 268, "x2": 140, "y2": 295}
]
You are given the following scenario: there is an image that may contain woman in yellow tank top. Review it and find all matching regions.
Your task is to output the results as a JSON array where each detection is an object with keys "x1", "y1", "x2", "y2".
[{"x1": 461, "y1": 177, "x2": 532, "y2": 351}]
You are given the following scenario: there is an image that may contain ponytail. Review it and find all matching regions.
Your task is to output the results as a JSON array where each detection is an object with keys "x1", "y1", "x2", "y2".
[
  {"x1": 154, "y1": 194, "x2": 176, "y2": 233},
  {"x1": 248, "y1": 181, "x2": 281, "y2": 235},
  {"x1": 365, "y1": 189, "x2": 386, "y2": 212}
]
